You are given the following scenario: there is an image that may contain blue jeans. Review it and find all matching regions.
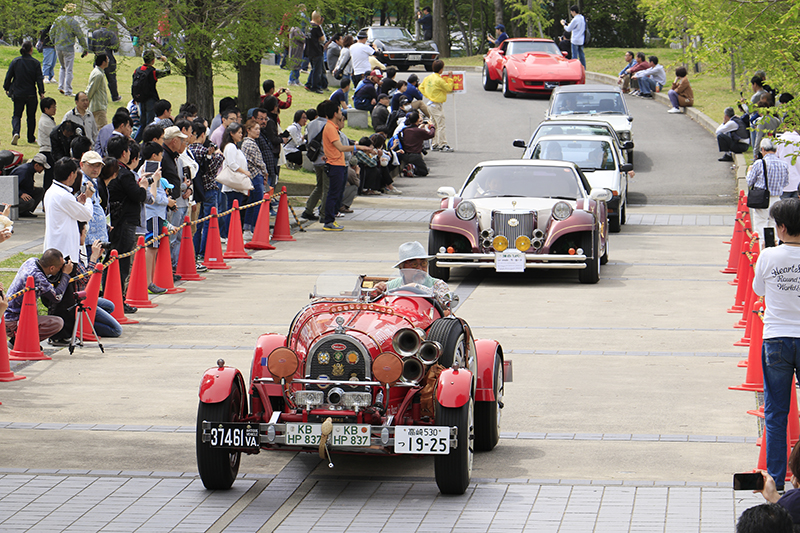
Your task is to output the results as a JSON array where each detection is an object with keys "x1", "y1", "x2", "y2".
[
  {"x1": 571, "y1": 43, "x2": 585, "y2": 68},
  {"x1": 135, "y1": 98, "x2": 157, "y2": 141},
  {"x1": 243, "y1": 174, "x2": 264, "y2": 231},
  {"x1": 42, "y1": 47, "x2": 56, "y2": 79},
  {"x1": 195, "y1": 188, "x2": 221, "y2": 258},
  {"x1": 94, "y1": 298, "x2": 122, "y2": 338},
  {"x1": 762, "y1": 337, "x2": 800, "y2": 487},
  {"x1": 638, "y1": 77, "x2": 656, "y2": 95}
]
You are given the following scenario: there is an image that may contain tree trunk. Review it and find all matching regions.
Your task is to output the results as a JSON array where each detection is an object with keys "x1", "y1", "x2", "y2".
[
  {"x1": 237, "y1": 57, "x2": 262, "y2": 114},
  {"x1": 494, "y1": 0, "x2": 503, "y2": 27},
  {"x1": 527, "y1": 0, "x2": 533, "y2": 37},
  {"x1": 433, "y1": 0, "x2": 449, "y2": 57},
  {"x1": 184, "y1": 42, "x2": 214, "y2": 121}
]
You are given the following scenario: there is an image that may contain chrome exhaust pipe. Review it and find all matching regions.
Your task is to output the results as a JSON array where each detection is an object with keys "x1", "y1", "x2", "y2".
[
  {"x1": 418, "y1": 341, "x2": 442, "y2": 365},
  {"x1": 401, "y1": 356, "x2": 425, "y2": 384},
  {"x1": 392, "y1": 328, "x2": 422, "y2": 357},
  {"x1": 533, "y1": 229, "x2": 545, "y2": 240},
  {"x1": 532, "y1": 238, "x2": 544, "y2": 250}
]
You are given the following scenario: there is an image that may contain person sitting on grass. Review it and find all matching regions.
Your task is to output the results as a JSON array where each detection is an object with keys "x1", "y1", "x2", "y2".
[{"x1": 330, "y1": 77, "x2": 350, "y2": 117}]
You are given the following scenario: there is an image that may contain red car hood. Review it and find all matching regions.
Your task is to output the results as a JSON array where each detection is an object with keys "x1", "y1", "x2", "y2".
[{"x1": 509, "y1": 52, "x2": 572, "y2": 67}]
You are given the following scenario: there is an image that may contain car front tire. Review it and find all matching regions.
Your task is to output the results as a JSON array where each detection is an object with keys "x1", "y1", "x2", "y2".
[
  {"x1": 502, "y1": 70, "x2": 515, "y2": 98},
  {"x1": 428, "y1": 230, "x2": 450, "y2": 281},
  {"x1": 482, "y1": 63, "x2": 498, "y2": 91},
  {"x1": 474, "y1": 354, "x2": 503, "y2": 451},
  {"x1": 196, "y1": 384, "x2": 243, "y2": 490},
  {"x1": 578, "y1": 231, "x2": 600, "y2": 284},
  {"x1": 434, "y1": 398, "x2": 473, "y2": 495}
]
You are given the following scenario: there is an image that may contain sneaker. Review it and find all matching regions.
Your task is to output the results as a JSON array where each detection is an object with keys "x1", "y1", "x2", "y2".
[
  {"x1": 172, "y1": 273, "x2": 182, "y2": 282},
  {"x1": 49, "y1": 78, "x2": 57, "y2": 84},
  {"x1": 640, "y1": 93, "x2": 653, "y2": 98},
  {"x1": 718, "y1": 153, "x2": 733, "y2": 162},
  {"x1": 243, "y1": 230, "x2": 253, "y2": 241},
  {"x1": 630, "y1": 90, "x2": 639, "y2": 96},
  {"x1": 431, "y1": 145, "x2": 441, "y2": 151},
  {"x1": 667, "y1": 107, "x2": 682, "y2": 114},
  {"x1": 339, "y1": 206, "x2": 353, "y2": 213},
  {"x1": 384, "y1": 187, "x2": 402, "y2": 195},
  {"x1": 323, "y1": 222, "x2": 344, "y2": 231},
  {"x1": 220, "y1": 237, "x2": 228, "y2": 244},
  {"x1": 11, "y1": 133, "x2": 18, "y2": 146},
  {"x1": 336, "y1": 212, "x2": 346, "y2": 218},
  {"x1": 301, "y1": 211, "x2": 319, "y2": 220},
  {"x1": 195, "y1": 262, "x2": 208, "y2": 272},
  {"x1": 48, "y1": 338, "x2": 70, "y2": 347},
  {"x1": 123, "y1": 303, "x2": 138, "y2": 314},
  {"x1": 440, "y1": 145, "x2": 454, "y2": 152},
  {"x1": 43, "y1": 76, "x2": 50, "y2": 83},
  {"x1": 148, "y1": 283, "x2": 166, "y2": 295}
]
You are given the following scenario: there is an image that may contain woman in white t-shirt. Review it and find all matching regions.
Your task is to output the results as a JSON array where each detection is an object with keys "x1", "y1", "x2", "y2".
[
  {"x1": 218, "y1": 122, "x2": 251, "y2": 240},
  {"x1": 753, "y1": 198, "x2": 800, "y2": 492},
  {"x1": 284, "y1": 109, "x2": 308, "y2": 167}
]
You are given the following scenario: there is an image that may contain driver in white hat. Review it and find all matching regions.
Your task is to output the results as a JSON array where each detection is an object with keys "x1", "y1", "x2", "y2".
[{"x1": 374, "y1": 241, "x2": 450, "y2": 306}]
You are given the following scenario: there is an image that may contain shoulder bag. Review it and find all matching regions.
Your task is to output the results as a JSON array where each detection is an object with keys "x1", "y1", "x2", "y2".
[
  {"x1": 746, "y1": 159, "x2": 771, "y2": 209},
  {"x1": 215, "y1": 165, "x2": 253, "y2": 194}
]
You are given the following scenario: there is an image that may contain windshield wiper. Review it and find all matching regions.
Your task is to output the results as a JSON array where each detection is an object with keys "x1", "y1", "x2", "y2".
[
  {"x1": 593, "y1": 110, "x2": 620, "y2": 115},
  {"x1": 579, "y1": 167, "x2": 596, "y2": 172},
  {"x1": 496, "y1": 194, "x2": 526, "y2": 197},
  {"x1": 546, "y1": 196, "x2": 577, "y2": 200}
]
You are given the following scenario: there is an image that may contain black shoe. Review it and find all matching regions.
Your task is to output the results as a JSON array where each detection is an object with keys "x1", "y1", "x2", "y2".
[
  {"x1": 173, "y1": 273, "x2": 181, "y2": 282},
  {"x1": 641, "y1": 93, "x2": 653, "y2": 98},
  {"x1": 301, "y1": 211, "x2": 319, "y2": 220},
  {"x1": 718, "y1": 154, "x2": 733, "y2": 162},
  {"x1": 123, "y1": 303, "x2": 138, "y2": 314},
  {"x1": 48, "y1": 338, "x2": 70, "y2": 347},
  {"x1": 18, "y1": 212, "x2": 37, "y2": 218}
]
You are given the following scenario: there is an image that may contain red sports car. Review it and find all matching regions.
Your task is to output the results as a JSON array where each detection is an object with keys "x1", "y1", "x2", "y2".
[{"x1": 482, "y1": 38, "x2": 585, "y2": 98}]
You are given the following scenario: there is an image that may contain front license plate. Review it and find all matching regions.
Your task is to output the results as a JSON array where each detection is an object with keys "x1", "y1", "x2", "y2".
[
  {"x1": 407, "y1": 54, "x2": 421, "y2": 61},
  {"x1": 207, "y1": 423, "x2": 259, "y2": 449},
  {"x1": 495, "y1": 249, "x2": 526, "y2": 272},
  {"x1": 285, "y1": 423, "x2": 371, "y2": 446},
  {"x1": 545, "y1": 81, "x2": 559, "y2": 89},
  {"x1": 394, "y1": 426, "x2": 450, "y2": 454}
]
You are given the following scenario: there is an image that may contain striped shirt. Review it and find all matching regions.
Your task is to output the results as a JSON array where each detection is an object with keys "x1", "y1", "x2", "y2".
[{"x1": 746, "y1": 153, "x2": 790, "y2": 197}]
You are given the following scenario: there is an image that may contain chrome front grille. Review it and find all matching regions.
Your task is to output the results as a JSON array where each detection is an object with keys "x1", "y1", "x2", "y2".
[{"x1": 492, "y1": 211, "x2": 536, "y2": 246}]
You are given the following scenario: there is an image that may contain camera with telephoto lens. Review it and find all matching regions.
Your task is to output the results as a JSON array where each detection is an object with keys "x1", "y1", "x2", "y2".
[{"x1": 99, "y1": 241, "x2": 112, "y2": 250}]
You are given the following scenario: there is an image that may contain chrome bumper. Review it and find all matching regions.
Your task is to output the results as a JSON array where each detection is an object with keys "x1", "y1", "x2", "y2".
[{"x1": 435, "y1": 252, "x2": 587, "y2": 270}]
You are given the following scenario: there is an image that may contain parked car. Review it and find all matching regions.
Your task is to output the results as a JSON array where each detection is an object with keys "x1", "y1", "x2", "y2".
[
  {"x1": 513, "y1": 118, "x2": 634, "y2": 164},
  {"x1": 526, "y1": 135, "x2": 633, "y2": 232},
  {"x1": 361, "y1": 26, "x2": 439, "y2": 71},
  {"x1": 482, "y1": 38, "x2": 584, "y2": 97},
  {"x1": 196, "y1": 271, "x2": 507, "y2": 495},
  {"x1": 429, "y1": 160, "x2": 611, "y2": 284},
  {"x1": 544, "y1": 85, "x2": 634, "y2": 163}
]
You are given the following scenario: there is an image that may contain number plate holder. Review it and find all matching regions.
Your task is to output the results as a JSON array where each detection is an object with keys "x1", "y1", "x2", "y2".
[
  {"x1": 495, "y1": 249, "x2": 526, "y2": 272},
  {"x1": 285, "y1": 423, "x2": 372, "y2": 447},
  {"x1": 394, "y1": 426, "x2": 451, "y2": 454},
  {"x1": 203, "y1": 422, "x2": 260, "y2": 450},
  {"x1": 407, "y1": 54, "x2": 422, "y2": 61}
]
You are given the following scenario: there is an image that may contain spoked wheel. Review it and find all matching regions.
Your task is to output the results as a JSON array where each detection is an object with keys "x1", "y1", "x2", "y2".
[
  {"x1": 196, "y1": 383, "x2": 243, "y2": 489},
  {"x1": 427, "y1": 318, "x2": 466, "y2": 368},
  {"x1": 482, "y1": 63, "x2": 498, "y2": 91},
  {"x1": 428, "y1": 230, "x2": 450, "y2": 282},
  {"x1": 434, "y1": 398, "x2": 474, "y2": 495},
  {"x1": 475, "y1": 355, "x2": 503, "y2": 451},
  {"x1": 578, "y1": 231, "x2": 600, "y2": 284},
  {"x1": 502, "y1": 70, "x2": 515, "y2": 98},
  {"x1": 600, "y1": 237, "x2": 609, "y2": 265}
]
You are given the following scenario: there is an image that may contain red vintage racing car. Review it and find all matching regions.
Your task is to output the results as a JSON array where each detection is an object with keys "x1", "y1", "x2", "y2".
[
  {"x1": 482, "y1": 38, "x2": 585, "y2": 97},
  {"x1": 196, "y1": 271, "x2": 507, "y2": 495}
]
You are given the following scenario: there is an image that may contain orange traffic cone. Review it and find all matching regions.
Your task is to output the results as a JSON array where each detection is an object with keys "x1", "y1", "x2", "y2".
[
  {"x1": 154, "y1": 228, "x2": 186, "y2": 294},
  {"x1": 756, "y1": 429, "x2": 794, "y2": 482},
  {"x1": 734, "y1": 290, "x2": 757, "y2": 346},
  {"x1": 735, "y1": 248, "x2": 760, "y2": 331},
  {"x1": 722, "y1": 197, "x2": 746, "y2": 274},
  {"x1": 125, "y1": 236, "x2": 157, "y2": 308},
  {"x1": 223, "y1": 200, "x2": 252, "y2": 259},
  {"x1": 105, "y1": 250, "x2": 138, "y2": 325},
  {"x1": 748, "y1": 377, "x2": 800, "y2": 447},
  {"x1": 202, "y1": 207, "x2": 230, "y2": 270},
  {"x1": 9, "y1": 276, "x2": 51, "y2": 361},
  {"x1": 730, "y1": 301, "x2": 765, "y2": 392},
  {"x1": 728, "y1": 232, "x2": 753, "y2": 313},
  {"x1": 78, "y1": 264, "x2": 104, "y2": 342},
  {"x1": 730, "y1": 213, "x2": 752, "y2": 287},
  {"x1": 271, "y1": 187, "x2": 295, "y2": 242},
  {"x1": 176, "y1": 216, "x2": 205, "y2": 281},
  {"x1": 724, "y1": 191, "x2": 746, "y2": 245},
  {"x1": 0, "y1": 316, "x2": 25, "y2": 381},
  {"x1": 245, "y1": 192, "x2": 275, "y2": 250}
]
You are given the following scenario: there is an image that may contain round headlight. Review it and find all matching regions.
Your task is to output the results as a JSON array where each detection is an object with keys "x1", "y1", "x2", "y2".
[
  {"x1": 552, "y1": 201, "x2": 573, "y2": 221},
  {"x1": 515, "y1": 236, "x2": 531, "y2": 251},
  {"x1": 267, "y1": 347, "x2": 299, "y2": 382},
  {"x1": 456, "y1": 200, "x2": 476, "y2": 220},
  {"x1": 492, "y1": 235, "x2": 509, "y2": 252}
]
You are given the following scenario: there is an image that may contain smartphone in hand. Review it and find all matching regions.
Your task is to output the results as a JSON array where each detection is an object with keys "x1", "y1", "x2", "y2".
[{"x1": 733, "y1": 472, "x2": 764, "y2": 491}]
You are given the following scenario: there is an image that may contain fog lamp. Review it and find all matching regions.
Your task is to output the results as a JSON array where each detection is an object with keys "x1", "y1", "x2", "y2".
[
  {"x1": 342, "y1": 392, "x2": 373, "y2": 408},
  {"x1": 515, "y1": 236, "x2": 531, "y2": 251},
  {"x1": 492, "y1": 235, "x2": 508, "y2": 252},
  {"x1": 294, "y1": 390, "x2": 324, "y2": 409}
]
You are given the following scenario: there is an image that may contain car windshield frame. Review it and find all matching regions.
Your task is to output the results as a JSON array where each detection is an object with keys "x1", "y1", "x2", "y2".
[
  {"x1": 369, "y1": 27, "x2": 414, "y2": 41},
  {"x1": 549, "y1": 91, "x2": 628, "y2": 116},
  {"x1": 505, "y1": 40, "x2": 561, "y2": 56},
  {"x1": 460, "y1": 164, "x2": 587, "y2": 200},
  {"x1": 532, "y1": 123, "x2": 617, "y2": 144},
  {"x1": 530, "y1": 139, "x2": 618, "y2": 171}
]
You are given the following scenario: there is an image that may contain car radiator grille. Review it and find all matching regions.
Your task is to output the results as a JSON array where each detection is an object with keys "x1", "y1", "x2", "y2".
[
  {"x1": 306, "y1": 335, "x2": 370, "y2": 392},
  {"x1": 492, "y1": 211, "x2": 536, "y2": 245}
]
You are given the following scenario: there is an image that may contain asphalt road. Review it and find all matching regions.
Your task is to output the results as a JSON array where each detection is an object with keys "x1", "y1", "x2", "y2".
[{"x1": 0, "y1": 72, "x2": 756, "y2": 531}]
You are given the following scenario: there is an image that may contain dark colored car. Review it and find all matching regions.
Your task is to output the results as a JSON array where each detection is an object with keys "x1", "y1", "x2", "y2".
[{"x1": 362, "y1": 26, "x2": 439, "y2": 71}]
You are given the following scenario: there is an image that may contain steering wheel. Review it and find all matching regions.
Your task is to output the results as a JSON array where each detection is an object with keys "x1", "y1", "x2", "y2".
[
  {"x1": 480, "y1": 190, "x2": 501, "y2": 197},
  {"x1": 389, "y1": 284, "x2": 429, "y2": 296}
]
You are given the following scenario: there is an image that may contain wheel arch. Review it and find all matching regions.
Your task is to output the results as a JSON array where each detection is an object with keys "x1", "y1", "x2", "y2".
[
  {"x1": 199, "y1": 365, "x2": 246, "y2": 406},
  {"x1": 474, "y1": 339, "x2": 502, "y2": 402}
]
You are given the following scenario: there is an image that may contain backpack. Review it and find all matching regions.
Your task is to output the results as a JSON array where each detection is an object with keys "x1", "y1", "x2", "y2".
[
  {"x1": 583, "y1": 20, "x2": 591, "y2": 45},
  {"x1": 131, "y1": 66, "x2": 155, "y2": 103},
  {"x1": 306, "y1": 124, "x2": 327, "y2": 161}
]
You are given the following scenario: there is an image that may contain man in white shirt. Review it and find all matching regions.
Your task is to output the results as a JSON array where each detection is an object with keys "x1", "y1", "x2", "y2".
[
  {"x1": 752, "y1": 198, "x2": 800, "y2": 491},
  {"x1": 776, "y1": 128, "x2": 800, "y2": 198},
  {"x1": 560, "y1": 6, "x2": 586, "y2": 68},
  {"x1": 716, "y1": 107, "x2": 750, "y2": 161},
  {"x1": 43, "y1": 157, "x2": 94, "y2": 262},
  {"x1": 63, "y1": 91, "x2": 99, "y2": 143},
  {"x1": 349, "y1": 31, "x2": 376, "y2": 86},
  {"x1": 633, "y1": 56, "x2": 666, "y2": 98}
]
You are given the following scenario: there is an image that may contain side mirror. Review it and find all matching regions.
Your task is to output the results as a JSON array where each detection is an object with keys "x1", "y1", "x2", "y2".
[
  {"x1": 437, "y1": 186, "x2": 457, "y2": 198},
  {"x1": 562, "y1": 51, "x2": 568, "y2": 57},
  {"x1": 441, "y1": 292, "x2": 460, "y2": 310},
  {"x1": 497, "y1": 50, "x2": 504, "y2": 55},
  {"x1": 622, "y1": 141, "x2": 634, "y2": 150},
  {"x1": 512, "y1": 139, "x2": 527, "y2": 148},
  {"x1": 627, "y1": 116, "x2": 634, "y2": 122},
  {"x1": 590, "y1": 189, "x2": 613, "y2": 202},
  {"x1": 620, "y1": 163, "x2": 633, "y2": 172}
]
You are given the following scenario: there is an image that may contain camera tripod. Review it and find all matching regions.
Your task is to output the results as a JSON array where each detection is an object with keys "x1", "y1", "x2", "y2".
[{"x1": 68, "y1": 297, "x2": 104, "y2": 355}]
